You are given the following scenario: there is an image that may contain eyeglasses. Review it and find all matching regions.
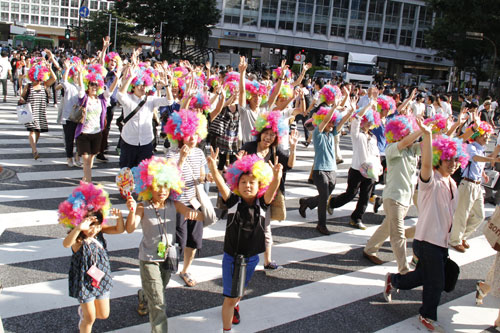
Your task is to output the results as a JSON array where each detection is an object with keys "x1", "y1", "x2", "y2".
[{"x1": 89, "y1": 82, "x2": 98, "y2": 87}]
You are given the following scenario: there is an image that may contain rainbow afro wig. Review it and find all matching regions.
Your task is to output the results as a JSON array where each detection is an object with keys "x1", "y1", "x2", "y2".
[
  {"x1": 207, "y1": 76, "x2": 220, "y2": 89},
  {"x1": 245, "y1": 80, "x2": 268, "y2": 100},
  {"x1": 58, "y1": 182, "x2": 111, "y2": 229},
  {"x1": 171, "y1": 77, "x2": 186, "y2": 98},
  {"x1": 312, "y1": 106, "x2": 341, "y2": 127},
  {"x1": 224, "y1": 71, "x2": 240, "y2": 84},
  {"x1": 272, "y1": 67, "x2": 292, "y2": 81},
  {"x1": 432, "y1": 135, "x2": 469, "y2": 168},
  {"x1": 224, "y1": 81, "x2": 238, "y2": 99},
  {"x1": 28, "y1": 64, "x2": 51, "y2": 82},
  {"x1": 64, "y1": 56, "x2": 82, "y2": 83},
  {"x1": 104, "y1": 52, "x2": 122, "y2": 69},
  {"x1": 424, "y1": 114, "x2": 448, "y2": 134},
  {"x1": 127, "y1": 63, "x2": 159, "y2": 94},
  {"x1": 131, "y1": 156, "x2": 184, "y2": 201},
  {"x1": 251, "y1": 110, "x2": 289, "y2": 143},
  {"x1": 164, "y1": 109, "x2": 208, "y2": 147},
  {"x1": 357, "y1": 107, "x2": 381, "y2": 129},
  {"x1": 189, "y1": 91, "x2": 211, "y2": 112},
  {"x1": 377, "y1": 95, "x2": 397, "y2": 116},
  {"x1": 224, "y1": 154, "x2": 274, "y2": 198},
  {"x1": 173, "y1": 66, "x2": 188, "y2": 78},
  {"x1": 319, "y1": 85, "x2": 342, "y2": 105},
  {"x1": 270, "y1": 82, "x2": 293, "y2": 99},
  {"x1": 83, "y1": 63, "x2": 108, "y2": 95},
  {"x1": 468, "y1": 121, "x2": 493, "y2": 141},
  {"x1": 385, "y1": 115, "x2": 418, "y2": 143}
]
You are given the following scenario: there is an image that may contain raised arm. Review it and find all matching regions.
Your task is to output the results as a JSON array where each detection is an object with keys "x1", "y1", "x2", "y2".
[
  {"x1": 207, "y1": 147, "x2": 232, "y2": 201},
  {"x1": 125, "y1": 194, "x2": 144, "y2": 233},
  {"x1": 417, "y1": 118, "x2": 433, "y2": 182},
  {"x1": 267, "y1": 59, "x2": 287, "y2": 108},
  {"x1": 102, "y1": 208, "x2": 125, "y2": 234},
  {"x1": 263, "y1": 157, "x2": 283, "y2": 205},
  {"x1": 318, "y1": 104, "x2": 337, "y2": 133},
  {"x1": 238, "y1": 56, "x2": 248, "y2": 108},
  {"x1": 291, "y1": 62, "x2": 311, "y2": 87},
  {"x1": 100, "y1": 36, "x2": 111, "y2": 66}
]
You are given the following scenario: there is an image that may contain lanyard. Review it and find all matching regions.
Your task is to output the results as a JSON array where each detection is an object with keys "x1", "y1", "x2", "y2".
[{"x1": 150, "y1": 201, "x2": 169, "y2": 247}]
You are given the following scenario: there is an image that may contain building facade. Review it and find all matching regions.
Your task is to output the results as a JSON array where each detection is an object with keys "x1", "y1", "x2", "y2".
[{"x1": 210, "y1": 0, "x2": 452, "y2": 80}]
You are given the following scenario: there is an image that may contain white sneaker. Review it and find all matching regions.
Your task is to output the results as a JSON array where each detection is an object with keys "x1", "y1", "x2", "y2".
[
  {"x1": 74, "y1": 158, "x2": 82, "y2": 167},
  {"x1": 418, "y1": 315, "x2": 445, "y2": 332},
  {"x1": 67, "y1": 158, "x2": 74, "y2": 168}
]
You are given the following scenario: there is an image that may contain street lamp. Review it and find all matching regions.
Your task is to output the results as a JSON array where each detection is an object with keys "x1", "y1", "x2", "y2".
[
  {"x1": 159, "y1": 21, "x2": 168, "y2": 55},
  {"x1": 112, "y1": 18, "x2": 118, "y2": 51},
  {"x1": 108, "y1": 14, "x2": 112, "y2": 37},
  {"x1": 466, "y1": 31, "x2": 497, "y2": 93}
]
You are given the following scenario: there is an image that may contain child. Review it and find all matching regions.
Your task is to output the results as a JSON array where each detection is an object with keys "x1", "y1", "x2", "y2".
[
  {"x1": 125, "y1": 156, "x2": 203, "y2": 332},
  {"x1": 59, "y1": 182, "x2": 124, "y2": 333},
  {"x1": 206, "y1": 150, "x2": 282, "y2": 332}
]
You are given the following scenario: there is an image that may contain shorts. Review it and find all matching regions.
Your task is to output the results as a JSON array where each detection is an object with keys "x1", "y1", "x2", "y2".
[
  {"x1": 222, "y1": 252, "x2": 259, "y2": 298},
  {"x1": 79, "y1": 291, "x2": 110, "y2": 304},
  {"x1": 77, "y1": 132, "x2": 102, "y2": 156},
  {"x1": 176, "y1": 213, "x2": 204, "y2": 250}
]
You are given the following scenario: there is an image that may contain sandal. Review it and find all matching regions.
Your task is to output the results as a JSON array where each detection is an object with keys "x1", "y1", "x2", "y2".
[
  {"x1": 476, "y1": 281, "x2": 486, "y2": 305},
  {"x1": 180, "y1": 272, "x2": 197, "y2": 287},
  {"x1": 32, "y1": 151, "x2": 40, "y2": 160}
]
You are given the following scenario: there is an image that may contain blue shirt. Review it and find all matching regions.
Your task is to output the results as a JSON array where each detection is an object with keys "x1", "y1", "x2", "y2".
[
  {"x1": 313, "y1": 127, "x2": 337, "y2": 171},
  {"x1": 371, "y1": 113, "x2": 396, "y2": 156},
  {"x1": 462, "y1": 142, "x2": 485, "y2": 181}
]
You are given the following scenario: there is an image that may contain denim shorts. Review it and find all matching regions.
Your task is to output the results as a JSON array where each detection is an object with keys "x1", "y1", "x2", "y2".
[
  {"x1": 79, "y1": 291, "x2": 111, "y2": 304},
  {"x1": 222, "y1": 252, "x2": 259, "y2": 298}
]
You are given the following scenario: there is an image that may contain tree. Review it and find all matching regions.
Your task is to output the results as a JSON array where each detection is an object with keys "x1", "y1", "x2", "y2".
[
  {"x1": 114, "y1": 0, "x2": 220, "y2": 59},
  {"x1": 79, "y1": 10, "x2": 139, "y2": 53},
  {"x1": 425, "y1": 0, "x2": 500, "y2": 94}
]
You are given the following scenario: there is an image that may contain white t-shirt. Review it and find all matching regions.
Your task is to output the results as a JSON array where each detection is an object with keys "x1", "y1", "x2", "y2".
[
  {"x1": 411, "y1": 101, "x2": 425, "y2": 117},
  {"x1": 0, "y1": 57, "x2": 12, "y2": 80},
  {"x1": 350, "y1": 118, "x2": 380, "y2": 171}
]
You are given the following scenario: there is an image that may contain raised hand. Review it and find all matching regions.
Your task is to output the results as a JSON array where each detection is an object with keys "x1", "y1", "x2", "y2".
[
  {"x1": 179, "y1": 144, "x2": 191, "y2": 164},
  {"x1": 303, "y1": 62, "x2": 312, "y2": 72},
  {"x1": 126, "y1": 192, "x2": 137, "y2": 213},
  {"x1": 268, "y1": 156, "x2": 283, "y2": 180},
  {"x1": 416, "y1": 116, "x2": 432, "y2": 134},
  {"x1": 103, "y1": 36, "x2": 111, "y2": 48},
  {"x1": 110, "y1": 208, "x2": 123, "y2": 218},
  {"x1": 289, "y1": 129, "x2": 299, "y2": 148},
  {"x1": 239, "y1": 56, "x2": 247, "y2": 73},
  {"x1": 206, "y1": 146, "x2": 219, "y2": 170},
  {"x1": 63, "y1": 59, "x2": 71, "y2": 69},
  {"x1": 280, "y1": 58, "x2": 286, "y2": 69}
]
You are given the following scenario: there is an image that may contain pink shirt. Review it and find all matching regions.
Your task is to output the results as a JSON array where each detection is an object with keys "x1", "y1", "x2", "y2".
[{"x1": 415, "y1": 171, "x2": 457, "y2": 248}]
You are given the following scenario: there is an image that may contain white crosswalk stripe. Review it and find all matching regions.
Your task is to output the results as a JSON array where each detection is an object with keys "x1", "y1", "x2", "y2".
[{"x1": 0, "y1": 86, "x2": 498, "y2": 333}]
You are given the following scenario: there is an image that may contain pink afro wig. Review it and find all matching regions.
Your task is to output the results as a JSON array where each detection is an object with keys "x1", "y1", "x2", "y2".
[
  {"x1": 432, "y1": 135, "x2": 469, "y2": 168},
  {"x1": 224, "y1": 154, "x2": 273, "y2": 198},
  {"x1": 424, "y1": 113, "x2": 448, "y2": 134},
  {"x1": 83, "y1": 63, "x2": 108, "y2": 95},
  {"x1": 385, "y1": 115, "x2": 418, "y2": 143},
  {"x1": 224, "y1": 71, "x2": 240, "y2": 84},
  {"x1": 319, "y1": 85, "x2": 342, "y2": 105},
  {"x1": 58, "y1": 182, "x2": 111, "y2": 229},
  {"x1": 357, "y1": 107, "x2": 381, "y2": 129},
  {"x1": 468, "y1": 121, "x2": 493, "y2": 141},
  {"x1": 312, "y1": 107, "x2": 341, "y2": 127},
  {"x1": 207, "y1": 76, "x2": 220, "y2": 89},
  {"x1": 245, "y1": 80, "x2": 268, "y2": 100},
  {"x1": 272, "y1": 67, "x2": 292, "y2": 81},
  {"x1": 224, "y1": 81, "x2": 238, "y2": 99},
  {"x1": 173, "y1": 66, "x2": 188, "y2": 78},
  {"x1": 164, "y1": 109, "x2": 208, "y2": 147},
  {"x1": 131, "y1": 156, "x2": 184, "y2": 201},
  {"x1": 127, "y1": 63, "x2": 159, "y2": 94},
  {"x1": 377, "y1": 95, "x2": 397, "y2": 115},
  {"x1": 270, "y1": 82, "x2": 293, "y2": 99},
  {"x1": 251, "y1": 110, "x2": 289, "y2": 143},
  {"x1": 29, "y1": 57, "x2": 44, "y2": 66},
  {"x1": 189, "y1": 91, "x2": 211, "y2": 111},
  {"x1": 171, "y1": 77, "x2": 186, "y2": 98},
  {"x1": 28, "y1": 64, "x2": 50, "y2": 82},
  {"x1": 104, "y1": 52, "x2": 122, "y2": 69}
]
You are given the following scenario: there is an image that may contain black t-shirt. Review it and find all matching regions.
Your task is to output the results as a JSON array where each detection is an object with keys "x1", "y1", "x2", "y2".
[{"x1": 223, "y1": 193, "x2": 268, "y2": 258}]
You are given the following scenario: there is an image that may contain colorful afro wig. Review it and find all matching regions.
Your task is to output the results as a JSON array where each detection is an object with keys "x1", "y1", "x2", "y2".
[
  {"x1": 245, "y1": 80, "x2": 268, "y2": 100},
  {"x1": 29, "y1": 56, "x2": 44, "y2": 66},
  {"x1": 224, "y1": 81, "x2": 238, "y2": 99},
  {"x1": 272, "y1": 67, "x2": 292, "y2": 81},
  {"x1": 58, "y1": 182, "x2": 111, "y2": 229},
  {"x1": 377, "y1": 94, "x2": 397, "y2": 116},
  {"x1": 189, "y1": 91, "x2": 211, "y2": 112},
  {"x1": 312, "y1": 106, "x2": 341, "y2": 127},
  {"x1": 207, "y1": 76, "x2": 220, "y2": 89},
  {"x1": 171, "y1": 77, "x2": 186, "y2": 98},
  {"x1": 82, "y1": 63, "x2": 108, "y2": 95},
  {"x1": 319, "y1": 85, "x2": 342, "y2": 105},
  {"x1": 224, "y1": 71, "x2": 240, "y2": 84},
  {"x1": 468, "y1": 121, "x2": 493, "y2": 141},
  {"x1": 385, "y1": 115, "x2": 418, "y2": 143},
  {"x1": 357, "y1": 107, "x2": 381, "y2": 129},
  {"x1": 270, "y1": 82, "x2": 293, "y2": 99},
  {"x1": 164, "y1": 109, "x2": 208, "y2": 147},
  {"x1": 423, "y1": 113, "x2": 449, "y2": 134},
  {"x1": 224, "y1": 154, "x2": 274, "y2": 198},
  {"x1": 131, "y1": 156, "x2": 184, "y2": 201},
  {"x1": 432, "y1": 135, "x2": 469, "y2": 168},
  {"x1": 173, "y1": 66, "x2": 189, "y2": 78},
  {"x1": 251, "y1": 110, "x2": 289, "y2": 143},
  {"x1": 104, "y1": 52, "x2": 122, "y2": 69},
  {"x1": 64, "y1": 56, "x2": 82, "y2": 84},
  {"x1": 28, "y1": 64, "x2": 51, "y2": 82},
  {"x1": 127, "y1": 63, "x2": 159, "y2": 94}
]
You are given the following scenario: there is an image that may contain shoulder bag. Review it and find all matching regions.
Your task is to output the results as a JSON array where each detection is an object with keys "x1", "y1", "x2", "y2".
[
  {"x1": 17, "y1": 84, "x2": 33, "y2": 124},
  {"x1": 270, "y1": 147, "x2": 286, "y2": 221},
  {"x1": 484, "y1": 206, "x2": 500, "y2": 251},
  {"x1": 68, "y1": 95, "x2": 88, "y2": 124},
  {"x1": 116, "y1": 95, "x2": 148, "y2": 129}
]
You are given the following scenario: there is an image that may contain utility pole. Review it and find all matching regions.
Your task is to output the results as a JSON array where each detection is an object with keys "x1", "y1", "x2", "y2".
[{"x1": 466, "y1": 32, "x2": 497, "y2": 94}]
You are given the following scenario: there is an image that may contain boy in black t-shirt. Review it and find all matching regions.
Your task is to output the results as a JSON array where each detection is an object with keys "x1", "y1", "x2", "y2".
[{"x1": 207, "y1": 148, "x2": 282, "y2": 332}]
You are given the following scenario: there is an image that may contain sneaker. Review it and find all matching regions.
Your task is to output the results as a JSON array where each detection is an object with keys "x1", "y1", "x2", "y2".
[
  {"x1": 327, "y1": 194, "x2": 334, "y2": 215},
  {"x1": 418, "y1": 315, "x2": 445, "y2": 332},
  {"x1": 373, "y1": 197, "x2": 383, "y2": 214},
  {"x1": 232, "y1": 305, "x2": 240, "y2": 325},
  {"x1": 137, "y1": 289, "x2": 148, "y2": 316},
  {"x1": 95, "y1": 153, "x2": 108, "y2": 162},
  {"x1": 67, "y1": 158, "x2": 74, "y2": 168},
  {"x1": 301, "y1": 141, "x2": 309, "y2": 147},
  {"x1": 298, "y1": 198, "x2": 307, "y2": 218},
  {"x1": 349, "y1": 220, "x2": 367, "y2": 230},
  {"x1": 383, "y1": 273, "x2": 393, "y2": 302},
  {"x1": 78, "y1": 306, "x2": 84, "y2": 328},
  {"x1": 336, "y1": 159, "x2": 344, "y2": 165},
  {"x1": 316, "y1": 224, "x2": 331, "y2": 235},
  {"x1": 73, "y1": 158, "x2": 83, "y2": 167},
  {"x1": 264, "y1": 261, "x2": 282, "y2": 271}
]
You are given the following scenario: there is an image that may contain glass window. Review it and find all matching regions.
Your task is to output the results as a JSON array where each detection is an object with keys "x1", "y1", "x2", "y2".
[
  {"x1": 261, "y1": 0, "x2": 278, "y2": 28},
  {"x1": 331, "y1": 0, "x2": 349, "y2": 38},
  {"x1": 60, "y1": 18, "x2": 68, "y2": 26},
  {"x1": 21, "y1": 4, "x2": 29, "y2": 13},
  {"x1": 32, "y1": 0, "x2": 40, "y2": 3},
  {"x1": 383, "y1": 0, "x2": 401, "y2": 44},
  {"x1": 41, "y1": 0, "x2": 49, "y2": 4},
  {"x1": 11, "y1": 14, "x2": 19, "y2": 22},
  {"x1": 70, "y1": 19, "x2": 77, "y2": 26},
  {"x1": 21, "y1": 14, "x2": 29, "y2": 23},
  {"x1": 296, "y1": 0, "x2": 314, "y2": 33},
  {"x1": 416, "y1": 5, "x2": 433, "y2": 48},
  {"x1": 279, "y1": 0, "x2": 296, "y2": 31},
  {"x1": 224, "y1": 0, "x2": 241, "y2": 25},
  {"x1": 61, "y1": 8, "x2": 69, "y2": 16},
  {"x1": 51, "y1": 7, "x2": 58, "y2": 15},
  {"x1": 70, "y1": 9, "x2": 77, "y2": 17},
  {"x1": 41, "y1": 16, "x2": 49, "y2": 25},
  {"x1": 51, "y1": 17, "x2": 58, "y2": 26},
  {"x1": 399, "y1": 3, "x2": 416, "y2": 46},
  {"x1": 32, "y1": 5, "x2": 40, "y2": 14},
  {"x1": 348, "y1": 0, "x2": 367, "y2": 40},
  {"x1": 314, "y1": 0, "x2": 330, "y2": 35},
  {"x1": 90, "y1": 1, "x2": 97, "y2": 10},
  {"x1": 12, "y1": 3, "x2": 20, "y2": 12},
  {"x1": 365, "y1": 0, "x2": 384, "y2": 42},
  {"x1": 1, "y1": 2, "x2": 9, "y2": 11},
  {"x1": 61, "y1": 0, "x2": 69, "y2": 6},
  {"x1": 31, "y1": 16, "x2": 39, "y2": 24},
  {"x1": 51, "y1": 0, "x2": 59, "y2": 5},
  {"x1": 41, "y1": 6, "x2": 49, "y2": 15},
  {"x1": 1, "y1": 13, "x2": 8, "y2": 22},
  {"x1": 242, "y1": 0, "x2": 258, "y2": 26},
  {"x1": 71, "y1": 0, "x2": 78, "y2": 7},
  {"x1": 99, "y1": 2, "x2": 107, "y2": 10}
]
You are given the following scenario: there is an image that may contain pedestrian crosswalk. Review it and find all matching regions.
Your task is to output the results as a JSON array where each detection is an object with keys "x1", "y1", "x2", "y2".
[{"x1": 1, "y1": 87, "x2": 499, "y2": 333}]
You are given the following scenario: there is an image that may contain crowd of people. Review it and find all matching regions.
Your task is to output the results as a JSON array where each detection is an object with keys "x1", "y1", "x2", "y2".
[{"x1": 3, "y1": 37, "x2": 500, "y2": 333}]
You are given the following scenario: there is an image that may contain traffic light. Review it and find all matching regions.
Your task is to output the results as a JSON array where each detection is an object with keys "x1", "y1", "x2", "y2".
[{"x1": 65, "y1": 29, "x2": 71, "y2": 40}]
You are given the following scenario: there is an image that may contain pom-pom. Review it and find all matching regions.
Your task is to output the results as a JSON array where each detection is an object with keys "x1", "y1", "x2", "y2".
[
  {"x1": 58, "y1": 182, "x2": 111, "y2": 228},
  {"x1": 424, "y1": 114, "x2": 448, "y2": 134},
  {"x1": 224, "y1": 71, "x2": 240, "y2": 84},
  {"x1": 251, "y1": 110, "x2": 289, "y2": 143},
  {"x1": 131, "y1": 157, "x2": 184, "y2": 201},
  {"x1": 272, "y1": 67, "x2": 292, "y2": 80},
  {"x1": 82, "y1": 63, "x2": 108, "y2": 95},
  {"x1": 224, "y1": 154, "x2": 273, "y2": 198},
  {"x1": 28, "y1": 64, "x2": 50, "y2": 82},
  {"x1": 189, "y1": 91, "x2": 211, "y2": 111},
  {"x1": 468, "y1": 121, "x2": 493, "y2": 140},
  {"x1": 432, "y1": 135, "x2": 469, "y2": 168},
  {"x1": 312, "y1": 107, "x2": 341, "y2": 127},
  {"x1": 164, "y1": 109, "x2": 208, "y2": 147},
  {"x1": 319, "y1": 85, "x2": 342, "y2": 104},
  {"x1": 376, "y1": 95, "x2": 397, "y2": 115},
  {"x1": 104, "y1": 52, "x2": 122, "y2": 69},
  {"x1": 385, "y1": 115, "x2": 418, "y2": 143}
]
